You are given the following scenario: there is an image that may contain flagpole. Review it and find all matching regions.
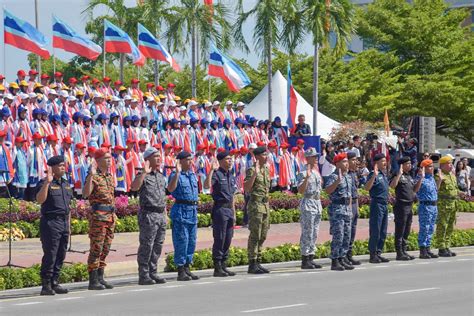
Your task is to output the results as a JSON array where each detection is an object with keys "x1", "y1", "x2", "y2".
[
  {"x1": 35, "y1": 0, "x2": 41, "y2": 76},
  {"x1": 53, "y1": 48, "x2": 56, "y2": 74},
  {"x1": 103, "y1": 21, "x2": 106, "y2": 78},
  {"x1": 208, "y1": 76, "x2": 211, "y2": 101}
]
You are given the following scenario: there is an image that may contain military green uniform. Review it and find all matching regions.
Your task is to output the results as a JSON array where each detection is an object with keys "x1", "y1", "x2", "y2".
[
  {"x1": 245, "y1": 165, "x2": 271, "y2": 260},
  {"x1": 435, "y1": 170, "x2": 459, "y2": 250}
]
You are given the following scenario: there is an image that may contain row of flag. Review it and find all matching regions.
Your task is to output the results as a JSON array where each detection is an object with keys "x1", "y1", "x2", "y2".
[{"x1": 3, "y1": 8, "x2": 251, "y2": 93}]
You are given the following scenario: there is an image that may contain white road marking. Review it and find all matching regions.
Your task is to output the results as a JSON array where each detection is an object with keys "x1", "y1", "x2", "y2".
[
  {"x1": 14, "y1": 302, "x2": 43, "y2": 306},
  {"x1": 355, "y1": 267, "x2": 367, "y2": 270},
  {"x1": 241, "y1": 303, "x2": 307, "y2": 313},
  {"x1": 250, "y1": 276, "x2": 269, "y2": 279},
  {"x1": 96, "y1": 292, "x2": 118, "y2": 296},
  {"x1": 373, "y1": 265, "x2": 389, "y2": 268},
  {"x1": 417, "y1": 262, "x2": 431, "y2": 265},
  {"x1": 437, "y1": 260, "x2": 449, "y2": 263},
  {"x1": 397, "y1": 264, "x2": 412, "y2": 266},
  {"x1": 221, "y1": 279, "x2": 241, "y2": 282},
  {"x1": 193, "y1": 282, "x2": 215, "y2": 285},
  {"x1": 277, "y1": 273, "x2": 292, "y2": 277},
  {"x1": 456, "y1": 258, "x2": 472, "y2": 261},
  {"x1": 387, "y1": 287, "x2": 440, "y2": 295},
  {"x1": 162, "y1": 285, "x2": 184, "y2": 289},
  {"x1": 56, "y1": 296, "x2": 83, "y2": 301},
  {"x1": 128, "y1": 288, "x2": 153, "y2": 292}
]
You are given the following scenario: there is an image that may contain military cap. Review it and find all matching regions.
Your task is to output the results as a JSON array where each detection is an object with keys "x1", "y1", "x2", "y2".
[
  {"x1": 347, "y1": 151, "x2": 357, "y2": 160},
  {"x1": 176, "y1": 151, "x2": 192, "y2": 160},
  {"x1": 47, "y1": 155, "x2": 65, "y2": 167},
  {"x1": 217, "y1": 150, "x2": 230, "y2": 161},
  {"x1": 439, "y1": 156, "x2": 453, "y2": 164},
  {"x1": 333, "y1": 153, "x2": 347, "y2": 164},
  {"x1": 253, "y1": 146, "x2": 267, "y2": 156},
  {"x1": 398, "y1": 156, "x2": 410, "y2": 165},
  {"x1": 304, "y1": 147, "x2": 318, "y2": 158},
  {"x1": 143, "y1": 147, "x2": 159, "y2": 160},
  {"x1": 420, "y1": 159, "x2": 433, "y2": 168},
  {"x1": 373, "y1": 153, "x2": 386, "y2": 161}
]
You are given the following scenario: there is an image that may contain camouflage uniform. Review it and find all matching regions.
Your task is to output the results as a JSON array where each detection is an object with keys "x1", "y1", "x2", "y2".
[
  {"x1": 435, "y1": 170, "x2": 459, "y2": 249},
  {"x1": 137, "y1": 171, "x2": 167, "y2": 280},
  {"x1": 297, "y1": 167, "x2": 323, "y2": 256},
  {"x1": 245, "y1": 165, "x2": 271, "y2": 260},
  {"x1": 324, "y1": 170, "x2": 352, "y2": 260},
  {"x1": 87, "y1": 170, "x2": 116, "y2": 272}
]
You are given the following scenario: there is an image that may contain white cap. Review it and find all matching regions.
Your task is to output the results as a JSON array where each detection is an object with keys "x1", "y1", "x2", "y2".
[
  {"x1": 28, "y1": 92, "x2": 37, "y2": 98},
  {"x1": 48, "y1": 90, "x2": 58, "y2": 95},
  {"x1": 204, "y1": 101, "x2": 212, "y2": 108},
  {"x1": 157, "y1": 101, "x2": 164, "y2": 106},
  {"x1": 123, "y1": 95, "x2": 132, "y2": 101},
  {"x1": 213, "y1": 100, "x2": 221, "y2": 106},
  {"x1": 93, "y1": 91, "x2": 103, "y2": 98},
  {"x1": 131, "y1": 97, "x2": 138, "y2": 103},
  {"x1": 143, "y1": 147, "x2": 159, "y2": 160},
  {"x1": 19, "y1": 93, "x2": 29, "y2": 100},
  {"x1": 168, "y1": 100, "x2": 177, "y2": 107},
  {"x1": 67, "y1": 96, "x2": 77, "y2": 102},
  {"x1": 225, "y1": 100, "x2": 233, "y2": 106},
  {"x1": 179, "y1": 106, "x2": 186, "y2": 111},
  {"x1": 59, "y1": 90, "x2": 69, "y2": 98},
  {"x1": 188, "y1": 100, "x2": 198, "y2": 107},
  {"x1": 249, "y1": 143, "x2": 257, "y2": 149},
  {"x1": 111, "y1": 96, "x2": 120, "y2": 102},
  {"x1": 81, "y1": 109, "x2": 91, "y2": 117},
  {"x1": 236, "y1": 101, "x2": 245, "y2": 107},
  {"x1": 4, "y1": 94, "x2": 14, "y2": 100}
]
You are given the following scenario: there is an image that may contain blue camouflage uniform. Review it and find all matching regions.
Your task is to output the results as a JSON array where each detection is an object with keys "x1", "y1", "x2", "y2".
[
  {"x1": 368, "y1": 171, "x2": 389, "y2": 254},
  {"x1": 169, "y1": 170, "x2": 199, "y2": 267},
  {"x1": 416, "y1": 174, "x2": 438, "y2": 247},
  {"x1": 325, "y1": 170, "x2": 352, "y2": 260}
]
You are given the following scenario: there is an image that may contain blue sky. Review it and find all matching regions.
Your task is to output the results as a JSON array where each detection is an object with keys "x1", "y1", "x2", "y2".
[{"x1": 0, "y1": 0, "x2": 321, "y2": 81}]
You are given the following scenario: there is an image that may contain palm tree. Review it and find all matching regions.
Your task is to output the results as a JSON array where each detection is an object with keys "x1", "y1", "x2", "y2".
[
  {"x1": 166, "y1": 0, "x2": 232, "y2": 98},
  {"x1": 234, "y1": 0, "x2": 283, "y2": 121},
  {"x1": 303, "y1": 0, "x2": 354, "y2": 135},
  {"x1": 83, "y1": 0, "x2": 143, "y2": 82}
]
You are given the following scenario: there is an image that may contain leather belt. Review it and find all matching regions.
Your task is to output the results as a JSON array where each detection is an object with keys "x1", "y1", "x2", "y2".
[
  {"x1": 142, "y1": 206, "x2": 166, "y2": 213},
  {"x1": 331, "y1": 197, "x2": 351, "y2": 205},
  {"x1": 91, "y1": 204, "x2": 116, "y2": 212},
  {"x1": 303, "y1": 193, "x2": 320, "y2": 200},
  {"x1": 420, "y1": 200, "x2": 437, "y2": 206},
  {"x1": 175, "y1": 199, "x2": 199, "y2": 206}
]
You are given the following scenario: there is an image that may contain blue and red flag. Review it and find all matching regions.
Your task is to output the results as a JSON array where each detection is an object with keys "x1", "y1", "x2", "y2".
[
  {"x1": 104, "y1": 20, "x2": 145, "y2": 66},
  {"x1": 53, "y1": 15, "x2": 102, "y2": 60},
  {"x1": 3, "y1": 9, "x2": 50, "y2": 59},
  {"x1": 137, "y1": 23, "x2": 180, "y2": 72},
  {"x1": 286, "y1": 62, "x2": 298, "y2": 131},
  {"x1": 208, "y1": 43, "x2": 250, "y2": 92}
]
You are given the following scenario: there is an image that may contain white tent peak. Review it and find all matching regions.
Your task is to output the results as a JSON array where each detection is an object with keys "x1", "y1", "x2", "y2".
[{"x1": 245, "y1": 70, "x2": 339, "y2": 138}]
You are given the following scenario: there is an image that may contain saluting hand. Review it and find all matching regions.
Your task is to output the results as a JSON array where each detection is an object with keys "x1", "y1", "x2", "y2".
[
  {"x1": 418, "y1": 167, "x2": 425, "y2": 178},
  {"x1": 338, "y1": 168, "x2": 343, "y2": 181},
  {"x1": 398, "y1": 166, "x2": 403, "y2": 177},
  {"x1": 211, "y1": 158, "x2": 219, "y2": 171},
  {"x1": 144, "y1": 160, "x2": 152, "y2": 174},
  {"x1": 373, "y1": 164, "x2": 379, "y2": 176},
  {"x1": 89, "y1": 160, "x2": 97, "y2": 176},
  {"x1": 175, "y1": 160, "x2": 182, "y2": 173},
  {"x1": 438, "y1": 169, "x2": 443, "y2": 182},
  {"x1": 255, "y1": 162, "x2": 260, "y2": 174},
  {"x1": 46, "y1": 167, "x2": 54, "y2": 183}
]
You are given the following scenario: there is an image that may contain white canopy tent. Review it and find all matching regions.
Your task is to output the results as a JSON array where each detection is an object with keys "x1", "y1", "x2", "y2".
[{"x1": 245, "y1": 70, "x2": 339, "y2": 139}]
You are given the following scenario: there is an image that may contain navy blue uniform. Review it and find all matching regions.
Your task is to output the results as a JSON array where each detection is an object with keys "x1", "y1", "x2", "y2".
[
  {"x1": 211, "y1": 168, "x2": 237, "y2": 261},
  {"x1": 38, "y1": 178, "x2": 73, "y2": 281},
  {"x1": 368, "y1": 171, "x2": 389, "y2": 253},
  {"x1": 348, "y1": 170, "x2": 359, "y2": 253}
]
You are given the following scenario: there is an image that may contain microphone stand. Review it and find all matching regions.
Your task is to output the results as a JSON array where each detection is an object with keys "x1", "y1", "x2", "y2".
[{"x1": 0, "y1": 171, "x2": 25, "y2": 268}]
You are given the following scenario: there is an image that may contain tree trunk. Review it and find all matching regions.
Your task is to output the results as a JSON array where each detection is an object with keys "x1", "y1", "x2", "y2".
[
  {"x1": 119, "y1": 53, "x2": 125, "y2": 82},
  {"x1": 191, "y1": 22, "x2": 197, "y2": 98},
  {"x1": 267, "y1": 41, "x2": 272, "y2": 121},
  {"x1": 312, "y1": 44, "x2": 319, "y2": 136}
]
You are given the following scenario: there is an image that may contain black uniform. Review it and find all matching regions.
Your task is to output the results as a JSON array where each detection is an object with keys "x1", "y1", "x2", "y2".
[
  {"x1": 211, "y1": 168, "x2": 237, "y2": 261},
  {"x1": 392, "y1": 172, "x2": 415, "y2": 252},
  {"x1": 38, "y1": 178, "x2": 73, "y2": 281}
]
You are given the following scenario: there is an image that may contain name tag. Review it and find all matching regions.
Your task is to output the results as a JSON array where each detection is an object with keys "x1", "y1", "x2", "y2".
[{"x1": 50, "y1": 186, "x2": 61, "y2": 190}]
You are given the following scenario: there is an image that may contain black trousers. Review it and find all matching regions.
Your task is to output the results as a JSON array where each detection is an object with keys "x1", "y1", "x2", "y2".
[
  {"x1": 40, "y1": 216, "x2": 69, "y2": 280},
  {"x1": 212, "y1": 208, "x2": 234, "y2": 261},
  {"x1": 393, "y1": 201, "x2": 413, "y2": 251},
  {"x1": 348, "y1": 201, "x2": 359, "y2": 252}
]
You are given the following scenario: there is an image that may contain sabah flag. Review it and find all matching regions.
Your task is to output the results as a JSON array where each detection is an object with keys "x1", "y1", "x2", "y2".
[{"x1": 104, "y1": 20, "x2": 145, "y2": 66}]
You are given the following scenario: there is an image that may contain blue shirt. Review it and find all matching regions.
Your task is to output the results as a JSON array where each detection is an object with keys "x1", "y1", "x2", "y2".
[
  {"x1": 169, "y1": 170, "x2": 199, "y2": 224},
  {"x1": 368, "y1": 171, "x2": 389, "y2": 201},
  {"x1": 324, "y1": 170, "x2": 352, "y2": 201},
  {"x1": 416, "y1": 174, "x2": 438, "y2": 202}
]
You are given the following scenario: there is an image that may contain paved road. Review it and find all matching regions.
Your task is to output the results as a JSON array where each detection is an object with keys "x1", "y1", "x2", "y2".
[{"x1": 1, "y1": 248, "x2": 473, "y2": 316}]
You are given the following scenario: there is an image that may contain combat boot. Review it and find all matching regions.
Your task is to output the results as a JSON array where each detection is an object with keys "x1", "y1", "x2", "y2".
[
  {"x1": 376, "y1": 251, "x2": 390, "y2": 263},
  {"x1": 331, "y1": 259, "x2": 344, "y2": 271},
  {"x1": 402, "y1": 245, "x2": 415, "y2": 260},
  {"x1": 426, "y1": 247, "x2": 438, "y2": 259},
  {"x1": 256, "y1": 259, "x2": 270, "y2": 273},
  {"x1": 340, "y1": 257, "x2": 354, "y2": 270},
  {"x1": 447, "y1": 249, "x2": 456, "y2": 257},
  {"x1": 438, "y1": 248, "x2": 451, "y2": 257},
  {"x1": 177, "y1": 266, "x2": 191, "y2": 281},
  {"x1": 301, "y1": 256, "x2": 315, "y2": 269},
  {"x1": 247, "y1": 260, "x2": 264, "y2": 274},
  {"x1": 346, "y1": 251, "x2": 361, "y2": 266},
  {"x1": 40, "y1": 278, "x2": 55, "y2": 296},
  {"x1": 150, "y1": 274, "x2": 167, "y2": 284},
  {"x1": 184, "y1": 264, "x2": 200, "y2": 280},
  {"x1": 51, "y1": 279, "x2": 68, "y2": 294},
  {"x1": 97, "y1": 268, "x2": 114, "y2": 289},
  {"x1": 213, "y1": 260, "x2": 228, "y2": 277},
  {"x1": 138, "y1": 276, "x2": 156, "y2": 285},
  {"x1": 309, "y1": 255, "x2": 323, "y2": 269},
  {"x1": 369, "y1": 252, "x2": 381, "y2": 264},
  {"x1": 221, "y1": 260, "x2": 236, "y2": 276},
  {"x1": 88, "y1": 270, "x2": 106, "y2": 290},
  {"x1": 419, "y1": 247, "x2": 431, "y2": 259},
  {"x1": 396, "y1": 249, "x2": 410, "y2": 261}
]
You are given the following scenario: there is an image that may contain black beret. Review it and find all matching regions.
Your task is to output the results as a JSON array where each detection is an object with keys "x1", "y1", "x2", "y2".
[
  {"x1": 373, "y1": 153, "x2": 386, "y2": 162},
  {"x1": 398, "y1": 156, "x2": 410, "y2": 165},
  {"x1": 253, "y1": 146, "x2": 267, "y2": 156},
  {"x1": 217, "y1": 150, "x2": 230, "y2": 161},
  {"x1": 176, "y1": 151, "x2": 192, "y2": 160},
  {"x1": 47, "y1": 155, "x2": 64, "y2": 167},
  {"x1": 347, "y1": 151, "x2": 357, "y2": 159}
]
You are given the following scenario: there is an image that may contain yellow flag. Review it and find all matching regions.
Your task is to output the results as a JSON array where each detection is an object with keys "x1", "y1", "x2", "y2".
[{"x1": 384, "y1": 108, "x2": 389, "y2": 136}]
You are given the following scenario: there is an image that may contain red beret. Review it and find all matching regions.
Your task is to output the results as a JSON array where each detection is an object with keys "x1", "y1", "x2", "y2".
[
  {"x1": 197, "y1": 144, "x2": 207, "y2": 151},
  {"x1": 280, "y1": 143, "x2": 289, "y2": 149},
  {"x1": 95, "y1": 148, "x2": 108, "y2": 159},
  {"x1": 164, "y1": 144, "x2": 173, "y2": 149},
  {"x1": 209, "y1": 144, "x2": 217, "y2": 150},
  {"x1": 268, "y1": 141, "x2": 278, "y2": 148},
  {"x1": 103, "y1": 77, "x2": 111, "y2": 82},
  {"x1": 217, "y1": 147, "x2": 226, "y2": 153},
  {"x1": 138, "y1": 139, "x2": 148, "y2": 145},
  {"x1": 131, "y1": 78, "x2": 140, "y2": 84},
  {"x1": 68, "y1": 77, "x2": 78, "y2": 84},
  {"x1": 256, "y1": 141, "x2": 265, "y2": 147},
  {"x1": 114, "y1": 145, "x2": 125, "y2": 151},
  {"x1": 296, "y1": 139, "x2": 305, "y2": 145},
  {"x1": 75, "y1": 143, "x2": 86, "y2": 149},
  {"x1": 230, "y1": 149, "x2": 239, "y2": 155},
  {"x1": 146, "y1": 83, "x2": 154, "y2": 88},
  {"x1": 62, "y1": 136, "x2": 72, "y2": 144},
  {"x1": 153, "y1": 143, "x2": 162, "y2": 150},
  {"x1": 0, "y1": 130, "x2": 7, "y2": 138},
  {"x1": 101, "y1": 142, "x2": 112, "y2": 148},
  {"x1": 114, "y1": 80, "x2": 122, "y2": 86},
  {"x1": 17, "y1": 70, "x2": 26, "y2": 76},
  {"x1": 420, "y1": 159, "x2": 433, "y2": 168},
  {"x1": 333, "y1": 153, "x2": 348, "y2": 164},
  {"x1": 174, "y1": 145, "x2": 182, "y2": 152},
  {"x1": 126, "y1": 138, "x2": 135, "y2": 144},
  {"x1": 32, "y1": 132, "x2": 43, "y2": 140},
  {"x1": 46, "y1": 134, "x2": 58, "y2": 142},
  {"x1": 156, "y1": 85, "x2": 164, "y2": 91},
  {"x1": 291, "y1": 147, "x2": 299, "y2": 152},
  {"x1": 15, "y1": 136, "x2": 26, "y2": 143},
  {"x1": 240, "y1": 147, "x2": 249, "y2": 154},
  {"x1": 81, "y1": 75, "x2": 90, "y2": 81},
  {"x1": 91, "y1": 78, "x2": 100, "y2": 84},
  {"x1": 41, "y1": 74, "x2": 50, "y2": 79}
]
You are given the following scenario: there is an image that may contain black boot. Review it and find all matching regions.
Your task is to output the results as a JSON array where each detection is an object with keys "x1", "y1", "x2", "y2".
[
  {"x1": 340, "y1": 257, "x2": 354, "y2": 270},
  {"x1": 426, "y1": 247, "x2": 438, "y2": 259},
  {"x1": 447, "y1": 248, "x2": 456, "y2": 257},
  {"x1": 40, "y1": 278, "x2": 55, "y2": 296},
  {"x1": 438, "y1": 248, "x2": 451, "y2": 257},
  {"x1": 150, "y1": 274, "x2": 167, "y2": 284},
  {"x1": 301, "y1": 256, "x2": 315, "y2": 269},
  {"x1": 402, "y1": 245, "x2": 415, "y2": 260},
  {"x1": 138, "y1": 276, "x2": 156, "y2": 285},
  {"x1": 221, "y1": 260, "x2": 236, "y2": 276},
  {"x1": 184, "y1": 264, "x2": 200, "y2": 280},
  {"x1": 177, "y1": 266, "x2": 191, "y2": 281},
  {"x1": 396, "y1": 249, "x2": 410, "y2": 261},
  {"x1": 419, "y1": 247, "x2": 430, "y2": 259},
  {"x1": 309, "y1": 255, "x2": 323, "y2": 269},
  {"x1": 51, "y1": 279, "x2": 68, "y2": 294},
  {"x1": 369, "y1": 252, "x2": 381, "y2": 264},
  {"x1": 346, "y1": 251, "x2": 361, "y2": 266},
  {"x1": 256, "y1": 259, "x2": 270, "y2": 273},
  {"x1": 377, "y1": 251, "x2": 390, "y2": 263},
  {"x1": 331, "y1": 258, "x2": 344, "y2": 271},
  {"x1": 88, "y1": 270, "x2": 106, "y2": 290},
  {"x1": 213, "y1": 260, "x2": 228, "y2": 277},
  {"x1": 247, "y1": 259, "x2": 264, "y2": 274},
  {"x1": 98, "y1": 268, "x2": 114, "y2": 289}
]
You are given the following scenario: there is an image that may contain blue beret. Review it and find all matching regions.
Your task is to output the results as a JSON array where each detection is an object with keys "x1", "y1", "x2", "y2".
[
  {"x1": 176, "y1": 151, "x2": 192, "y2": 160},
  {"x1": 217, "y1": 150, "x2": 230, "y2": 161},
  {"x1": 47, "y1": 155, "x2": 65, "y2": 167}
]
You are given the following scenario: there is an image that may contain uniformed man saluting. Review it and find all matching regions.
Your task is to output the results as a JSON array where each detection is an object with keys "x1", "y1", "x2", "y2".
[
  {"x1": 36, "y1": 156, "x2": 73, "y2": 296},
  {"x1": 204, "y1": 150, "x2": 237, "y2": 277},
  {"x1": 131, "y1": 147, "x2": 168, "y2": 285}
]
